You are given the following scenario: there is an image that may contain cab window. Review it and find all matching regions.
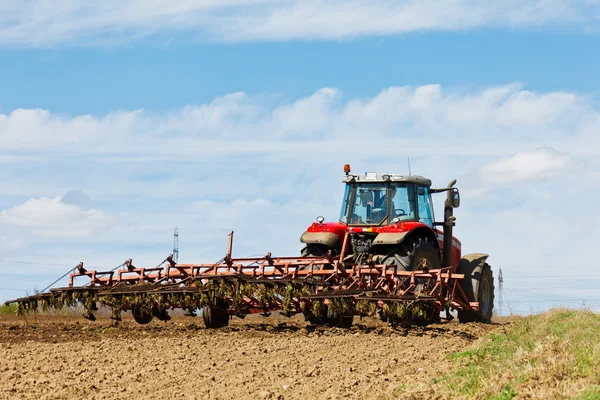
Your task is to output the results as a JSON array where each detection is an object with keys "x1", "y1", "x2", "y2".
[{"x1": 417, "y1": 186, "x2": 434, "y2": 226}]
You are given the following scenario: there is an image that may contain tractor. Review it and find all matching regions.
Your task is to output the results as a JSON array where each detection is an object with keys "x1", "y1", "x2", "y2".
[{"x1": 299, "y1": 164, "x2": 494, "y2": 324}]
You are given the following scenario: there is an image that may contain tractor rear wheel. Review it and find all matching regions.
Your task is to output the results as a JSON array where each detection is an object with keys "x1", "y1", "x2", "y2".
[
  {"x1": 132, "y1": 307, "x2": 153, "y2": 325},
  {"x1": 457, "y1": 262, "x2": 494, "y2": 323},
  {"x1": 202, "y1": 306, "x2": 230, "y2": 328}
]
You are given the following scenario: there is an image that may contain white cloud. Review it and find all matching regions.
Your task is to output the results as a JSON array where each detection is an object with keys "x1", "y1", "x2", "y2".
[
  {"x1": 1, "y1": 84, "x2": 597, "y2": 158},
  {"x1": 0, "y1": 1, "x2": 598, "y2": 47},
  {"x1": 0, "y1": 196, "x2": 113, "y2": 239},
  {"x1": 479, "y1": 148, "x2": 573, "y2": 184}
]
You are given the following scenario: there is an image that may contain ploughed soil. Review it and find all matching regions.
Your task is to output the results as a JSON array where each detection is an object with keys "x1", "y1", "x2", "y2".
[{"x1": 0, "y1": 311, "x2": 509, "y2": 400}]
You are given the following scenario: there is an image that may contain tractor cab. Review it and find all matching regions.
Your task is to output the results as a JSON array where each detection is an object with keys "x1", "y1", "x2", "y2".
[
  {"x1": 301, "y1": 164, "x2": 462, "y2": 271},
  {"x1": 339, "y1": 171, "x2": 434, "y2": 227}
]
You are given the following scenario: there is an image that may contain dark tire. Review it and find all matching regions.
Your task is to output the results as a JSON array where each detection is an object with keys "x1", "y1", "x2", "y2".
[
  {"x1": 377, "y1": 309, "x2": 388, "y2": 322},
  {"x1": 300, "y1": 244, "x2": 333, "y2": 271},
  {"x1": 132, "y1": 307, "x2": 153, "y2": 325},
  {"x1": 304, "y1": 310, "x2": 327, "y2": 325},
  {"x1": 457, "y1": 261, "x2": 494, "y2": 323},
  {"x1": 380, "y1": 237, "x2": 441, "y2": 271},
  {"x1": 379, "y1": 237, "x2": 441, "y2": 327},
  {"x1": 152, "y1": 307, "x2": 171, "y2": 322},
  {"x1": 326, "y1": 307, "x2": 354, "y2": 328},
  {"x1": 202, "y1": 307, "x2": 229, "y2": 328},
  {"x1": 408, "y1": 303, "x2": 439, "y2": 326},
  {"x1": 301, "y1": 244, "x2": 330, "y2": 257}
]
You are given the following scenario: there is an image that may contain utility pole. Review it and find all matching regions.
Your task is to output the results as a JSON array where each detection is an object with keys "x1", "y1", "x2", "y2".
[
  {"x1": 498, "y1": 266, "x2": 504, "y2": 316},
  {"x1": 173, "y1": 227, "x2": 179, "y2": 263}
]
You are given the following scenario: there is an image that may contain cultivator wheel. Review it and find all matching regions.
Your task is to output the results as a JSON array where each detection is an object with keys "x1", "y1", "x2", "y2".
[
  {"x1": 153, "y1": 307, "x2": 171, "y2": 322},
  {"x1": 202, "y1": 307, "x2": 229, "y2": 328},
  {"x1": 326, "y1": 307, "x2": 354, "y2": 328},
  {"x1": 132, "y1": 307, "x2": 153, "y2": 325}
]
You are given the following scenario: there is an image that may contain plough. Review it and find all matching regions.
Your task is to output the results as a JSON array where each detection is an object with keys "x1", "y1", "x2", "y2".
[{"x1": 5, "y1": 166, "x2": 495, "y2": 328}]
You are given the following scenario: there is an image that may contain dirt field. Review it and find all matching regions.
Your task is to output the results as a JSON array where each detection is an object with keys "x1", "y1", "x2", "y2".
[{"x1": 0, "y1": 312, "x2": 506, "y2": 400}]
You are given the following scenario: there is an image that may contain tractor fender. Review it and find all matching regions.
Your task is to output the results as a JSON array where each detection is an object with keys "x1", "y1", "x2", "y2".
[
  {"x1": 372, "y1": 232, "x2": 409, "y2": 245},
  {"x1": 457, "y1": 253, "x2": 490, "y2": 298},
  {"x1": 458, "y1": 253, "x2": 489, "y2": 270},
  {"x1": 300, "y1": 232, "x2": 341, "y2": 250},
  {"x1": 372, "y1": 227, "x2": 439, "y2": 250}
]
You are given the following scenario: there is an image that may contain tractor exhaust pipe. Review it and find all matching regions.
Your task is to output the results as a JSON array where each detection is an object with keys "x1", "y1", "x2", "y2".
[{"x1": 442, "y1": 179, "x2": 458, "y2": 268}]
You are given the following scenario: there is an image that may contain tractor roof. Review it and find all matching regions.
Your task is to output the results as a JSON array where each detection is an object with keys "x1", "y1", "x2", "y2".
[{"x1": 341, "y1": 173, "x2": 432, "y2": 187}]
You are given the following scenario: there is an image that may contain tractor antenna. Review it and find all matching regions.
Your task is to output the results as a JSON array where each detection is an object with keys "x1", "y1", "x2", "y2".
[
  {"x1": 173, "y1": 227, "x2": 179, "y2": 263},
  {"x1": 408, "y1": 157, "x2": 412, "y2": 176}
]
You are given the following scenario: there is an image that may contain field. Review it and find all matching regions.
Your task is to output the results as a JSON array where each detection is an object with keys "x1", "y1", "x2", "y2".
[{"x1": 1, "y1": 309, "x2": 599, "y2": 399}]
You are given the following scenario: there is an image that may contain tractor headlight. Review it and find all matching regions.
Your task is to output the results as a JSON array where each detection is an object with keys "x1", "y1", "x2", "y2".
[
  {"x1": 316, "y1": 216, "x2": 325, "y2": 224},
  {"x1": 391, "y1": 217, "x2": 400, "y2": 224}
]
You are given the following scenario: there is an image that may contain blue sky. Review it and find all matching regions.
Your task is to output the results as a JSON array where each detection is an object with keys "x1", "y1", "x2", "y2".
[
  {"x1": 0, "y1": 1, "x2": 599, "y2": 315},
  {"x1": 1, "y1": 31, "x2": 599, "y2": 115}
]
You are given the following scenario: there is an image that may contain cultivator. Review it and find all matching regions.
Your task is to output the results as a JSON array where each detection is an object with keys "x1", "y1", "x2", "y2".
[
  {"x1": 6, "y1": 166, "x2": 496, "y2": 328},
  {"x1": 5, "y1": 232, "x2": 483, "y2": 328}
]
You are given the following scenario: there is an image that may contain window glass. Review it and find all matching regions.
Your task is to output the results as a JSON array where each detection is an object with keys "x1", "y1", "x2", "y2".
[
  {"x1": 417, "y1": 186, "x2": 434, "y2": 226},
  {"x1": 353, "y1": 184, "x2": 387, "y2": 224},
  {"x1": 339, "y1": 184, "x2": 352, "y2": 224},
  {"x1": 340, "y1": 182, "x2": 424, "y2": 225},
  {"x1": 390, "y1": 183, "x2": 416, "y2": 221}
]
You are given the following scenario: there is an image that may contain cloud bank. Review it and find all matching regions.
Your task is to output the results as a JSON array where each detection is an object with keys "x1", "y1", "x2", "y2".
[
  {"x1": 1, "y1": 84, "x2": 596, "y2": 158},
  {"x1": 0, "y1": 0, "x2": 599, "y2": 47}
]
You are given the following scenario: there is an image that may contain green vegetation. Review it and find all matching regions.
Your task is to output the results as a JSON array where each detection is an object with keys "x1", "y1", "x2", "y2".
[
  {"x1": 431, "y1": 309, "x2": 600, "y2": 399},
  {"x1": 0, "y1": 303, "x2": 17, "y2": 315},
  {"x1": 576, "y1": 386, "x2": 600, "y2": 400}
]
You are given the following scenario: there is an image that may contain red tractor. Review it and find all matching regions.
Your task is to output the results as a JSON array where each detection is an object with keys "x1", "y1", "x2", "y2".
[
  {"x1": 299, "y1": 164, "x2": 494, "y2": 323},
  {"x1": 6, "y1": 164, "x2": 494, "y2": 328}
]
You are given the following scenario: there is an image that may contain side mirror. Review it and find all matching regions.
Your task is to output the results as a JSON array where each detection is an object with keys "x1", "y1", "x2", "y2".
[{"x1": 452, "y1": 191, "x2": 460, "y2": 208}]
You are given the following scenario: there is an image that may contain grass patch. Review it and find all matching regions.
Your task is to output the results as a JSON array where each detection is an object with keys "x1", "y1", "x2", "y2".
[
  {"x1": 430, "y1": 309, "x2": 600, "y2": 399},
  {"x1": 0, "y1": 303, "x2": 17, "y2": 315},
  {"x1": 576, "y1": 385, "x2": 600, "y2": 400}
]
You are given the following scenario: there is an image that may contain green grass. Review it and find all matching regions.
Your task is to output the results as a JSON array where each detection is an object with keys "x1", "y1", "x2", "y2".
[
  {"x1": 427, "y1": 309, "x2": 600, "y2": 399},
  {"x1": 0, "y1": 303, "x2": 17, "y2": 315},
  {"x1": 576, "y1": 385, "x2": 600, "y2": 400}
]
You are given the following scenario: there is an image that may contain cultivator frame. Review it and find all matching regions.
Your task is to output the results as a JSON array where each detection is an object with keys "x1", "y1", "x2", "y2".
[{"x1": 5, "y1": 231, "x2": 481, "y2": 327}]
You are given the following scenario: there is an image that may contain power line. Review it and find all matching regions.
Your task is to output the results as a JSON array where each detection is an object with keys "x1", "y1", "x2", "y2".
[
  {"x1": 504, "y1": 289, "x2": 600, "y2": 305},
  {"x1": 0, "y1": 259, "x2": 76, "y2": 268}
]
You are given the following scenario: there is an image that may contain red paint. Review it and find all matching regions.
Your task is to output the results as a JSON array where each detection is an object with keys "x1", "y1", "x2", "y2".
[{"x1": 306, "y1": 220, "x2": 462, "y2": 267}]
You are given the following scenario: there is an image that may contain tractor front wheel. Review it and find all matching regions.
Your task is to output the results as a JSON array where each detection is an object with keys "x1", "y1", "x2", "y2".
[
  {"x1": 380, "y1": 237, "x2": 441, "y2": 271},
  {"x1": 300, "y1": 244, "x2": 333, "y2": 271}
]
